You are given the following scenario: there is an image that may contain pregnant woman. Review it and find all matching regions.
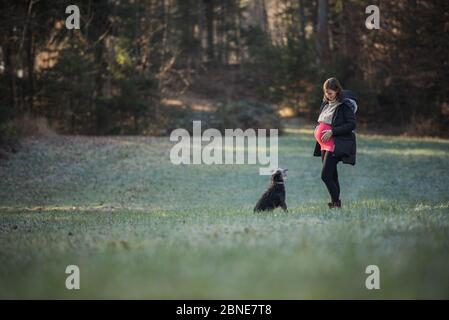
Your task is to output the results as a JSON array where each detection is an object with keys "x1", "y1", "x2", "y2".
[{"x1": 313, "y1": 77, "x2": 357, "y2": 209}]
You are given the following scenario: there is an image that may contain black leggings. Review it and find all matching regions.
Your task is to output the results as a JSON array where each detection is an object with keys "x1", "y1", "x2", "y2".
[{"x1": 321, "y1": 150, "x2": 341, "y2": 203}]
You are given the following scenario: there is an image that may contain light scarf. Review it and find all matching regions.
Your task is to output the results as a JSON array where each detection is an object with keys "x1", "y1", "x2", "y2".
[{"x1": 317, "y1": 99, "x2": 342, "y2": 124}]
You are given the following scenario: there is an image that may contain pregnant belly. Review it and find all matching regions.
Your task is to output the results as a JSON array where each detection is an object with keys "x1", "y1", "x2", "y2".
[{"x1": 314, "y1": 122, "x2": 335, "y2": 152}]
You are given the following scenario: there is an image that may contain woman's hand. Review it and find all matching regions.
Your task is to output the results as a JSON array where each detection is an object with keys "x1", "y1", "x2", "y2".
[{"x1": 321, "y1": 130, "x2": 333, "y2": 142}]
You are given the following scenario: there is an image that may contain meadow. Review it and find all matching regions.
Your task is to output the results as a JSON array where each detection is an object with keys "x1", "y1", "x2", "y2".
[{"x1": 1, "y1": 126, "x2": 449, "y2": 299}]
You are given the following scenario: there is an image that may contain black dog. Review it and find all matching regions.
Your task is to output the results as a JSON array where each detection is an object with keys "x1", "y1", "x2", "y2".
[{"x1": 254, "y1": 168, "x2": 288, "y2": 212}]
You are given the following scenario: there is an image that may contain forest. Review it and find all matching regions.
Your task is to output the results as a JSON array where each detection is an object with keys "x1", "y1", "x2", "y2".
[{"x1": 0, "y1": 0, "x2": 448, "y2": 144}]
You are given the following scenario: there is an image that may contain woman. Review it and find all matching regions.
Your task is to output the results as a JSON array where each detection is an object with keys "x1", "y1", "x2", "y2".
[{"x1": 313, "y1": 77, "x2": 357, "y2": 209}]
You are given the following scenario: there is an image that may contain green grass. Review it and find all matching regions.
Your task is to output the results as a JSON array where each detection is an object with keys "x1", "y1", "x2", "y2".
[{"x1": 1, "y1": 128, "x2": 449, "y2": 299}]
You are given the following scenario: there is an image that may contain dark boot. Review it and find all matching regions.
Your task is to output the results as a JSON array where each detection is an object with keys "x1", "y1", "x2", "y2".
[
  {"x1": 334, "y1": 199, "x2": 341, "y2": 208},
  {"x1": 328, "y1": 200, "x2": 341, "y2": 209}
]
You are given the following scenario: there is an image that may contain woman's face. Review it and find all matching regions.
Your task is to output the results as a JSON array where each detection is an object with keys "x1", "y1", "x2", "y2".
[{"x1": 324, "y1": 89, "x2": 337, "y2": 101}]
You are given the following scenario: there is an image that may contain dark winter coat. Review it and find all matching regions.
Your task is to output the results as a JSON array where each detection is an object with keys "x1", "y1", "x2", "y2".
[{"x1": 313, "y1": 98, "x2": 357, "y2": 165}]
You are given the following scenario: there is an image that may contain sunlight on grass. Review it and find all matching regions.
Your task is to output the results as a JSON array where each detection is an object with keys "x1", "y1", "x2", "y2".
[
  {"x1": 359, "y1": 148, "x2": 449, "y2": 157},
  {"x1": 413, "y1": 202, "x2": 449, "y2": 211},
  {"x1": 1, "y1": 133, "x2": 449, "y2": 299}
]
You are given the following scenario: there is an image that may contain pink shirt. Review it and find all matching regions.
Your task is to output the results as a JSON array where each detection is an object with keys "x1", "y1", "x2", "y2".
[{"x1": 314, "y1": 122, "x2": 335, "y2": 152}]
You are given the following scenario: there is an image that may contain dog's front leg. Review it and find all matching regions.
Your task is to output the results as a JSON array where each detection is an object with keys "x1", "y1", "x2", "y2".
[
  {"x1": 279, "y1": 194, "x2": 288, "y2": 212},
  {"x1": 281, "y1": 202, "x2": 288, "y2": 212}
]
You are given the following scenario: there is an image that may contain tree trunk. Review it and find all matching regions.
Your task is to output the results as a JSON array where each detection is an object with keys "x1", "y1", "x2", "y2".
[
  {"x1": 260, "y1": 0, "x2": 270, "y2": 41},
  {"x1": 26, "y1": 26, "x2": 36, "y2": 114},
  {"x1": 316, "y1": 0, "x2": 330, "y2": 66},
  {"x1": 3, "y1": 30, "x2": 18, "y2": 113},
  {"x1": 204, "y1": 0, "x2": 215, "y2": 63},
  {"x1": 234, "y1": 0, "x2": 242, "y2": 64},
  {"x1": 87, "y1": 0, "x2": 109, "y2": 134},
  {"x1": 298, "y1": 0, "x2": 306, "y2": 43}
]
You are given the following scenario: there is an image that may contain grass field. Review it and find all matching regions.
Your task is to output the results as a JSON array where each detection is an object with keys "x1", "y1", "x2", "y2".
[{"x1": 1, "y1": 126, "x2": 449, "y2": 299}]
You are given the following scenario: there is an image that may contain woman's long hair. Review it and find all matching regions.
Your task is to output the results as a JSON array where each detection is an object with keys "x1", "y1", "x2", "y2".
[{"x1": 322, "y1": 77, "x2": 343, "y2": 102}]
